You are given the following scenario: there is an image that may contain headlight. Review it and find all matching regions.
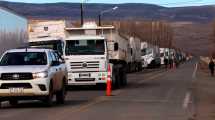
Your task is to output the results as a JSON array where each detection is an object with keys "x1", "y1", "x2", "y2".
[{"x1": 33, "y1": 71, "x2": 48, "y2": 79}]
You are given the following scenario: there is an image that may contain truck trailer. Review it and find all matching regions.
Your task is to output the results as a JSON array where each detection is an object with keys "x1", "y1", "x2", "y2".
[
  {"x1": 127, "y1": 37, "x2": 142, "y2": 72},
  {"x1": 0, "y1": 7, "x2": 28, "y2": 55}
]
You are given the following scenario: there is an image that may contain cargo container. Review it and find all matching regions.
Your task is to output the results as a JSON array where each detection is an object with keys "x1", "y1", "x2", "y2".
[{"x1": 0, "y1": 7, "x2": 28, "y2": 55}]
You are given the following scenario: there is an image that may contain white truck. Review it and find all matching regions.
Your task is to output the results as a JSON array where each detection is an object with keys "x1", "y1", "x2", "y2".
[
  {"x1": 160, "y1": 48, "x2": 170, "y2": 65},
  {"x1": 28, "y1": 21, "x2": 129, "y2": 89},
  {"x1": 28, "y1": 20, "x2": 69, "y2": 55},
  {"x1": 64, "y1": 22, "x2": 129, "y2": 88},
  {"x1": 141, "y1": 42, "x2": 161, "y2": 68},
  {"x1": 127, "y1": 37, "x2": 142, "y2": 72}
]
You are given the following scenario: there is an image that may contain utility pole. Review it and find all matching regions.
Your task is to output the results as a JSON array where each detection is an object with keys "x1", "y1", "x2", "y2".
[{"x1": 80, "y1": 3, "x2": 84, "y2": 26}]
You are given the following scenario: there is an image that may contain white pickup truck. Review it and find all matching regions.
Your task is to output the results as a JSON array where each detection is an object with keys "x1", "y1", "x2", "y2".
[{"x1": 0, "y1": 48, "x2": 68, "y2": 107}]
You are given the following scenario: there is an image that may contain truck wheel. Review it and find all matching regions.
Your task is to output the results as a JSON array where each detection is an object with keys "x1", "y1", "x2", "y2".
[
  {"x1": 112, "y1": 67, "x2": 120, "y2": 89},
  {"x1": 111, "y1": 68, "x2": 117, "y2": 90},
  {"x1": 43, "y1": 82, "x2": 54, "y2": 107},
  {"x1": 56, "y1": 80, "x2": 66, "y2": 104},
  {"x1": 121, "y1": 68, "x2": 127, "y2": 86},
  {"x1": 9, "y1": 100, "x2": 18, "y2": 106}
]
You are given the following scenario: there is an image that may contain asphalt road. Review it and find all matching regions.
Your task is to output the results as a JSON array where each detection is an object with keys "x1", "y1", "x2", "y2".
[{"x1": 0, "y1": 61, "x2": 196, "y2": 120}]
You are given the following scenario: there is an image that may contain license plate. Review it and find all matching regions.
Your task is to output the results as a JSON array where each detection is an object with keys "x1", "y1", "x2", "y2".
[
  {"x1": 79, "y1": 73, "x2": 91, "y2": 78},
  {"x1": 9, "y1": 88, "x2": 24, "y2": 94}
]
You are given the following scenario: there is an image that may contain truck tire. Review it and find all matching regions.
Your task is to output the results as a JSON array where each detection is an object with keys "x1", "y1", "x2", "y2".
[
  {"x1": 43, "y1": 82, "x2": 54, "y2": 107},
  {"x1": 112, "y1": 66, "x2": 120, "y2": 89},
  {"x1": 121, "y1": 68, "x2": 127, "y2": 86},
  {"x1": 56, "y1": 79, "x2": 66, "y2": 104},
  {"x1": 111, "y1": 71, "x2": 117, "y2": 90}
]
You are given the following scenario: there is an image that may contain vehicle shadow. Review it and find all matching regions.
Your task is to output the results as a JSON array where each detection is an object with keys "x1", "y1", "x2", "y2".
[
  {"x1": 66, "y1": 85, "x2": 106, "y2": 91},
  {"x1": 0, "y1": 99, "x2": 88, "y2": 109}
]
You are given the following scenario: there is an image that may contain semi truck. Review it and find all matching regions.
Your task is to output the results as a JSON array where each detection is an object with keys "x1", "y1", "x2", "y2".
[
  {"x1": 141, "y1": 42, "x2": 161, "y2": 68},
  {"x1": 160, "y1": 48, "x2": 170, "y2": 65},
  {"x1": 64, "y1": 22, "x2": 129, "y2": 88},
  {"x1": 28, "y1": 21, "x2": 130, "y2": 89}
]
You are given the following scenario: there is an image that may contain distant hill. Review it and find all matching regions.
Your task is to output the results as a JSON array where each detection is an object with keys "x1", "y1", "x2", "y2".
[{"x1": 1, "y1": 1, "x2": 215, "y2": 23}]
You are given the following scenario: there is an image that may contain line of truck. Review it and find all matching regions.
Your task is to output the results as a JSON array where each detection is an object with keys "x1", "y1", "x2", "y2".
[{"x1": 26, "y1": 20, "x2": 186, "y2": 89}]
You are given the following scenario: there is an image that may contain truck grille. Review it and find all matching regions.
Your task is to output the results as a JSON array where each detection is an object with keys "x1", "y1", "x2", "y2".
[
  {"x1": 70, "y1": 61, "x2": 99, "y2": 70},
  {"x1": 0, "y1": 73, "x2": 33, "y2": 80}
]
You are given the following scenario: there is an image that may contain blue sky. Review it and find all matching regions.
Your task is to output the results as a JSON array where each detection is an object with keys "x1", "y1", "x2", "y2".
[{"x1": 5, "y1": 0, "x2": 215, "y2": 7}]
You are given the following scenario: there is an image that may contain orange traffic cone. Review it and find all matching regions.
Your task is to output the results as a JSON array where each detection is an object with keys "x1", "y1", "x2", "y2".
[{"x1": 106, "y1": 64, "x2": 112, "y2": 96}]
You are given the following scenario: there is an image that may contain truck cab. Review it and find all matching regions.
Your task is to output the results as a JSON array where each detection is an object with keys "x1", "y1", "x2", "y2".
[
  {"x1": 141, "y1": 42, "x2": 161, "y2": 68},
  {"x1": 28, "y1": 37, "x2": 65, "y2": 56},
  {"x1": 64, "y1": 35, "x2": 108, "y2": 85}
]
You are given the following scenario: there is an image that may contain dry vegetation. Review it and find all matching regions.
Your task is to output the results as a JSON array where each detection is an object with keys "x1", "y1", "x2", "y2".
[
  {"x1": 172, "y1": 22, "x2": 214, "y2": 56},
  {"x1": 116, "y1": 21, "x2": 173, "y2": 48}
]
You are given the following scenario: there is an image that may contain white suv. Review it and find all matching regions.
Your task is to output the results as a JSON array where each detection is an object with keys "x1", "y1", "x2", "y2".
[{"x1": 0, "y1": 48, "x2": 68, "y2": 107}]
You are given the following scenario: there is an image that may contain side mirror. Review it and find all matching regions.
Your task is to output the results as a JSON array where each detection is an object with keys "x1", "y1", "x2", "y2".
[
  {"x1": 114, "y1": 42, "x2": 119, "y2": 51},
  {"x1": 51, "y1": 61, "x2": 60, "y2": 66}
]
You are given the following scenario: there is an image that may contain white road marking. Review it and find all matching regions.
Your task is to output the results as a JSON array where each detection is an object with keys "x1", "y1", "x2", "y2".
[
  {"x1": 183, "y1": 92, "x2": 191, "y2": 109},
  {"x1": 183, "y1": 62, "x2": 198, "y2": 109},
  {"x1": 192, "y1": 63, "x2": 198, "y2": 79}
]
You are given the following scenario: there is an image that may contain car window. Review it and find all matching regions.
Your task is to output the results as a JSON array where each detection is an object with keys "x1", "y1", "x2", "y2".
[
  {"x1": 48, "y1": 52, "x2": 54, "y2": 63},
  {"x1": 54, "y1": 52, "x2": 64, "y2": 63},
  {"x1": 50, "y1": 51, "x2": 58, "y2": 62},
  {"x1": 0, "y1": 52, "x2": 47, "y2": 66}
]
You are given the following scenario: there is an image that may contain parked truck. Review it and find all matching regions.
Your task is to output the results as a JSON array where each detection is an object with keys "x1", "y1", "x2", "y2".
[
  {"x1": 64, "y1": 22, "x2": 129, "y2": 88},
  {"x1": 141, "y1": 42, "x2": 161, "y2": 68},
  {"x1": 28, "y1": 20, "x2": 70, "y2": 55},
  {"x1": 160, "y1": 48, "x2": 170, "y2": 65},
  {"x1": 127, "y1": 37, "x2": 142, "y2": 72},
  {"x1": 28, "y1": 21, "x2": 129, "y2": 89}
]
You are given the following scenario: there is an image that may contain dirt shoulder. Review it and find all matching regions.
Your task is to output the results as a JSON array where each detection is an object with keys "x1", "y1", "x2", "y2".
[{"x1": 193, "y1": 61, "x2": 215, "y2": 120}]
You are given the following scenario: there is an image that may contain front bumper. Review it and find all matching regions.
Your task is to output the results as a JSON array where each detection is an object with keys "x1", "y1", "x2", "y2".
[
  {"x1": 0, "y1": 78, "x2": 50, "y2": 97},
  {"x1": 67, "y1": 71, "x2": 107, "y2": 85}
]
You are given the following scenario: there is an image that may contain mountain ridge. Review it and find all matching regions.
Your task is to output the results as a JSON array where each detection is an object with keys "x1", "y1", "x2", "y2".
[{"x1": 0, "y1": 1, "x2": 215, "y2": 23}]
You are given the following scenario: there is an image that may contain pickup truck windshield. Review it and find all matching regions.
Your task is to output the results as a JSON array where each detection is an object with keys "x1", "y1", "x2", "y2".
[
  {"x1": 0, "y1": 52, "x2": 47, "y2": 66},
  {"x1": 65, "y1": 40, "x2": 105, "y2": 55}
]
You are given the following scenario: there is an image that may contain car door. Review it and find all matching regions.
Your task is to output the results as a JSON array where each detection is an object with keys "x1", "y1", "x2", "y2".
[
  {"x1": 54, "y1": 52, "x2": 66, "y2": 81},
  {"x1": 51, "y1": 51, "x2": 63, "y2": 90},
  {"x1": 49, "y1": 51, "x2": 60, "y2": 91}
]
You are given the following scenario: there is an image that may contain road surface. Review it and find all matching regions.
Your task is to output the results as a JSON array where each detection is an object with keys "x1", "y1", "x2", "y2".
[{"x1": 0, "y1": 60, "x2": 196, "y2": 120}]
